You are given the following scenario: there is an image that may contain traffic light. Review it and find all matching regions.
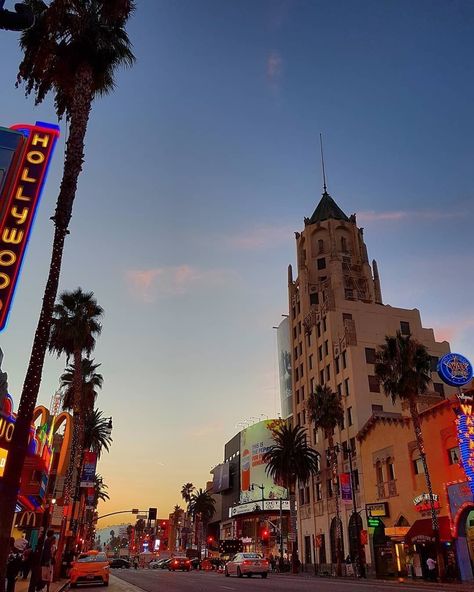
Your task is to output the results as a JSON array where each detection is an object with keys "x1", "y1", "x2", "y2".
[
  {"x1": 260, "y1": 526, "x2": 269, "y2": 544},
  {"x1": 148, "y1": 507, "x2": 157, "y2": 521},
  {"x1": 0, "y1": 2, "x2": 34, "y2": 31}
]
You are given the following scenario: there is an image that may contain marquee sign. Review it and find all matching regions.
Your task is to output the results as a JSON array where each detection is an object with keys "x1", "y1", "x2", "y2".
[
  {"x1": 437, "y1": 353, "x2": 473, "y2": 388},
  {"x1": 0, "y1": 122, "x2": 59, "y2": 332},
  {"x1": 413, "y1": 493, "x2": 441, "y2": 513}
]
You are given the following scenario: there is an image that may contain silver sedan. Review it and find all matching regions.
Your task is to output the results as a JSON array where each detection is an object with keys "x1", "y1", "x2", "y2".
[{"x1": 225, "y1": 553, "x2": 269, "y2": 578}]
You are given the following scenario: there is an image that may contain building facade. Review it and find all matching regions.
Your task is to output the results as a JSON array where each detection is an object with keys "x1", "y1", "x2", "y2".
[{"x1": 288, "y1": 190, "x2": 454, "y2": 570}]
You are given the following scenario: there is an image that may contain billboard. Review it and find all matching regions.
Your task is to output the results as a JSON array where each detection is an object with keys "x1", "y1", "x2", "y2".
[
  {"x1": 80, "y1": 451, "x2": 97, "y2": 488},
  {"x1": 212, "y1": 462, "x2": 230, "y2": 493},
  {"x1": 239, "y1": 419, "x2": 287, "y2": 504},
  {"x1": 276, "y1": 318, "x2": 292, "y2": 419},
  {"x1": 0, "y1": 122, "x2": 60, "y2": 332}
]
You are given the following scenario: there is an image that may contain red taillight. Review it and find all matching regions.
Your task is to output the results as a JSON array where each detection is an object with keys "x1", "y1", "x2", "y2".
[
  {"x1": 263, "y1": 560, "x2": 269, "y2": 565},
  {"x1": 186, "y1": 561, "x2": 190, "y2": 565},
  {"x1": 243, "y1": 560, "x2": 252, "y2": 565},
  {"x1": 173, "y1": 560, "x2": 178, "y2": 565}
]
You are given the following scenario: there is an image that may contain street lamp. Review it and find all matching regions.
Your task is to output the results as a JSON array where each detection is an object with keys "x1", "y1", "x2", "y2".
[{"x1": 250, "y1": 483, "x2": 265, "y2": 508}]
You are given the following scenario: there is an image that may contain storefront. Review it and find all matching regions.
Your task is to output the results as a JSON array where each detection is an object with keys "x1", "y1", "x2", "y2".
[{"x1": 404, "y1": 516, "x2": 452, "y2": 579}]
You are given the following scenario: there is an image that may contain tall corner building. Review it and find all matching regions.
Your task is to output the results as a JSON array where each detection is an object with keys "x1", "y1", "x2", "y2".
[{"x1": 288, "y1": 189, "x2": 454, "y2": 568}]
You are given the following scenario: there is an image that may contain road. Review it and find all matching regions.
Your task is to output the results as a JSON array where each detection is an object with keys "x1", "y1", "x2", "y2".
[{"x1": 108, "y1": 569, "x2": 470, "y2": 592}]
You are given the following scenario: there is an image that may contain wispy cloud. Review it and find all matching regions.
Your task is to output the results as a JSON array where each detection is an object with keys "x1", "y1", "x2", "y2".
[
  {"x1": 226, "y1": 224, "x2": 293, "y2": 250},
  {"x1": 125, "y1": 265, "x2": 237, "y2": 302},
  {"x1": 432, "y1": 318, "x2": 474, "y2": 344},
  {"x1": 358, "y1": 209, "x2": 464, "y2": 224},
  {"x1": 266, "y1": 50, "x2": 283, "y2": 91}
]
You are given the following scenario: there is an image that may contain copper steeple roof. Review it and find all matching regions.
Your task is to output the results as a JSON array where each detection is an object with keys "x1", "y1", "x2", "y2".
[{"x1": 307, "y1": 191, "x2": 349, "y2": 224}]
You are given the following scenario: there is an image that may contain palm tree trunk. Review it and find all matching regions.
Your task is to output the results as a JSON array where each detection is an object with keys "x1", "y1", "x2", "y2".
[
  {"x1": 0, "y1": 66, "x2": 93, "y2": 589},
  {"x1": 289, "y1": 485, "x2": 299, "y2": 573},
  {"x1": 409, "y1": 397, "x2": 445, "y2": 579},
  {"x1": 329, "y1": 434, "x2": 342, "y2": 576}
]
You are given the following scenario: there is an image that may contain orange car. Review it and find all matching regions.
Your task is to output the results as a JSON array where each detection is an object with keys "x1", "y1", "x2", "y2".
[{"x1": 70, "y1": 551, "x2": 109, "y2": 587}]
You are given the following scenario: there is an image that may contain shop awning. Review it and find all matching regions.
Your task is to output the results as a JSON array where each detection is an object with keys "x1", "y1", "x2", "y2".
[{"x1": 405, "y1": 516, "x2": 451, "y2": 544}]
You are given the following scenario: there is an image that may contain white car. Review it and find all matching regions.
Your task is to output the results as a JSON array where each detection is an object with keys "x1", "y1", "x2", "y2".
[{"x1": 225, "y1": 553, "x2": 269, "y2": 578}]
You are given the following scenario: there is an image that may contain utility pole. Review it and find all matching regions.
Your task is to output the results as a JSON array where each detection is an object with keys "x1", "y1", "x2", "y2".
[{"x1": 348, "y1": 446, "x2": 363, "y2": 578}]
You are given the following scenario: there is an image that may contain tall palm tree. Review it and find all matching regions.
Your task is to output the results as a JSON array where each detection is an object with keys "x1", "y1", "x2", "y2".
[
  {"x1": 188, "y1": 488, "x2": 216, "y2": 555},
  {"x1": 49, "y1": 288, "x2": 104, "y2": 504},
  {"x1": 60, "y1": 358, "x2": 103, "y2": 411},
  {"x1": 0, "y1": 1, "x2": 134, "y2": 579},
  {"x1": 263, "y1": 423, "x2": 320, "y2": 573},
  {"x1": 375, "y1": 331, "x2": 444, "y2": 576},
  {"x1": 307, "y1": 385, "x2": 344, "y2": 575},
  {"x1": 93, "y1": 474, "x2": 110, "y2": 505},
  {"x1": 83, "y1": 409, "x2": 113, "y2": 458},
  {"x1": 181, "y1": 482, "x2": 194, "y2": 509}
]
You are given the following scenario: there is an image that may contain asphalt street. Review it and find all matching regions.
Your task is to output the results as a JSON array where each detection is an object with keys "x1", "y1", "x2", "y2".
[{"x1": 109, "y1": 569, "x2": 474, "y2": 592}]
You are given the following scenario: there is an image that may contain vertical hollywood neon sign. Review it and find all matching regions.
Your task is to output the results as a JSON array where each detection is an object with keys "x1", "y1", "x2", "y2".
[{"x1": 0, "y1": 121, "x2": 59, "y2": 331}]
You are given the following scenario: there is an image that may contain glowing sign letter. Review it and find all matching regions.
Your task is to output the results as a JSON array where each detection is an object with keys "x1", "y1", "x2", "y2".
[{"x1": 1, "y1": 228, "x2": 23, "y2": 245}]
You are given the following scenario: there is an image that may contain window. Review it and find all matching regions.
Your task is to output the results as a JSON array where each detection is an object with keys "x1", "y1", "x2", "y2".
[
  {"x1": 301, "y1": 385, "x2": 305, "y2": 401},
  {"x1": 316, "y1": 481, "x2": 323, "y2": 501},
  {"x1": 292, "y1": 306, "x2": 296, "y2": 319},
  {"x1": 310, "y1": 292, "x2": 319, "y2": 305},
  {"x1": 318, "y1": 346, "x2": 323, "y2": 361},
  {"x1": 375, "y1": 461, "x2": 384, "y2": 484},
  {"x1": 313, "y1": 428, "x2": 319, "y2": 444},
  {"x1": 347, "y1": 407, "x2": 353, "y2": 426},
  {"x1": 326, "y1": 365, "x2": 331, "y2": 381},
  {"x1": 433, "y1": 383, "x2": 445, "y2": 397},
  {"x1": 294, "y1": 346, "x2": 299, "y2": 360},
  {"x1": 341, "y1": 237, "x2": 348, "y2": 252},
  {"x1": 372, "y1": 404, "x2": 383, "y2": 413},
  {"x1": 293, "y1": 326, "x2": 297, "y2": 339},
  {"x1": 315, "y1": 455, "x2": 321, "y2": 472},
  {"x1": 310, "y1": 378, "x2": 315, "y2": 393},
  {"x1": 296, "y1": 389, "x2": 300, "y2": 405},
  {"x1": 324, "y1": 340, "x2": 329, "y2": 356},
  {"x1": 299, "y1": 342, "x2": 303, "y2": 356},
  {"x1": 317, "y1": 323, "x2": 321, "y2": 338},
  {"x1": 344, "y1": 378, "x2": 350, "y2": 397},
  {"x1": 327, "y1": 479, "x2": 333, "y2": 498},
  {"x1": 298, "y1": 321, "x2": 302, "y2": 334},
  {"x1": 400, "y1": 321, "x2": 411, "y2": 335},
  {"x1": 318, "y1": 239, "x2": 324, "y2": 253},
  {"x1": 365, "y1": 348, "x2": 376, "y2": 364},
  {"x1": 323, "y1": 317, "x2": 327, "y2": 332},
  {"x1": 368, "y1": 375, "x2": 381, "y2": 393},
  {"x1": 300, "y1": 364, "x2": 304, "y2": 378},
  {"x1": 299, "y1": 488, "x2": 305, "y2": 505},
  {"x1": 387, "y1": 457, "x2": 395, "y2": 481},
  {"x1": 448, "y1": 446, "x2": 460, "y2": 465},
  {"x1": 337, "y1": 383, "x2": 342, "y2": 399},
  {"x1": 413, "y1": 458, "x2": 425, "y2": 475},
  {"x1": 349, "y1": 437, "x2": 356, "y2": 455},
  {"x1": 343, "y1": 313, "x2": 352, "y2": 321},
  {"x1": 297, "y1": 413, "x2": 301, "y2": 426},
  {"x1": 340, "y1": 413, "x2": 345, "y2": 430},
  {"x1": 317, "y1": 257, "x2": 326, "y2": 270},
  {"x1": 342, "y1": 441, "x2": 349, "y2": 460},
  {"x1": 302, "y1": 410, "x2": 306, "y2": 424},
  {"x1": 307, "y1": 331, "x2": 312, "y2": 347},
  {"x1": 335, "y1": 356, "x2": 340, "y2": 374},
  {"x1": 430, "y1": 356, "x2": 439, "y2": 372},
  {"x1": 309, "y1": 355, "x2": 313, "y2": 370},
  {"x1": 320, "y1": 370, "x2": 325, "y2": 385},
  {"x1": 352, "y1": 469, "x2": 359, "y2": 491},
  {"x1": 297, "y1": 301, "x2": 301, "y2": 315},
  {"x1": 342, "y1": 351, "x2": 347, "y2": 369}
]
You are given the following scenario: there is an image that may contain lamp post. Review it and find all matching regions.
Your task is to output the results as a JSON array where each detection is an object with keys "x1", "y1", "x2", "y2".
[{"x1": 347, "y1": 445, "x2": 364, "y2": 578}]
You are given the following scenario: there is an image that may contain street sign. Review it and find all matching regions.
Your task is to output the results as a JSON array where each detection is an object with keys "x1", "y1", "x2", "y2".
[{"x1": 368, "y1": 517, "x2": 380, "y2": 528}]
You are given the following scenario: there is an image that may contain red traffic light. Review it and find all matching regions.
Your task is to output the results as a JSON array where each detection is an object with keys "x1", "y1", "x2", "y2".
[{"x1": 262, "y1": 529, "x2": 269, "y2": 540}]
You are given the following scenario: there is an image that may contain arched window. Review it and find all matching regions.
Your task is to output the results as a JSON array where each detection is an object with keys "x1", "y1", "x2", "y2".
[
  {"x1": 348, "y1": 513, "x2": 363, "y2": 562},
  {"x1": 318, "y1": 239, "x2": 324, "y2": 253},
  {"x1": 375, "y1": 460, "x2": 384, "y2": 484},
  {"x1": 341, "y1": 236, "x2": 347, "y2": 252},
  {"x1": 387, "y1": 457, "x2": 395, "y2": 481}
]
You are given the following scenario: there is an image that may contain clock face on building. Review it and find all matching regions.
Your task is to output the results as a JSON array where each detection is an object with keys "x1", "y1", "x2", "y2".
[{"x1": 437, "y1": 353, "x2": 473, "y2": 387}]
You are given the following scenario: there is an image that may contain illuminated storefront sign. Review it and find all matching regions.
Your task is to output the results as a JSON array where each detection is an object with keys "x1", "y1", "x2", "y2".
[
  {"x1": 80, "y1": 451, "x2": 97, "y2": 488},
  {"x1": 437, "y1": 353, "x2": 473, "y2": 388},
  {"x1": 229, "y1": 500, "x2": 290, "y2": 517},
  {"x1": 366, "y1": 502, "x2": 388, "y2": 517},
  {"x1": 0, "y1": 446, "x2": 8, "y2": 477},
  {"x1": 0, "y1": 121, "x2": 59, "y2": 332}
]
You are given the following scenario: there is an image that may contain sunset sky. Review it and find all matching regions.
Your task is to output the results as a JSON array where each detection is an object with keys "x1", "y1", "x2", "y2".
[{"x1": 1, "y1": 0, "x2": 473, "y2": 526}]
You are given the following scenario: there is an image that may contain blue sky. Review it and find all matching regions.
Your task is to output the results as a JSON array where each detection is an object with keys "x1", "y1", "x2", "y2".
[{"x1": 1, "y1": 0, "x2": 473, "y2": 521}]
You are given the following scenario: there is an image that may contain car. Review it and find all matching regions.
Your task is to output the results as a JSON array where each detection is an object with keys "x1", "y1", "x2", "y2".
[
  {"x1": 225, "y1": 553, "x2": 269, "y2": 578},
  {"x1": 70, "y1": 551, "x2": 109, "y2": 587},
  {"x1": 149, "y1": 559, "x2": 167, "y2": 569},
  {"x1": 109, "y1": 558, "x2": 130, "y2": 569},
  {"x1": 160, "y1": 559, "x2": 172, "y2": 569},
  {"x1": 189, "y1": 558, "x2": 201, "y2": 570},
  {"x1": 168, "y1": 557, "x2": 191, "y2": 571},
  {"x1": 201, "y1": 558, "x2": 224, "y2": 571}
]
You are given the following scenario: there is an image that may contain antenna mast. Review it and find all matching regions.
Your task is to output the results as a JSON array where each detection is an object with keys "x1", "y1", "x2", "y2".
[{"x1": 319, "y1": 133, "x2": 328, "y2": 193}]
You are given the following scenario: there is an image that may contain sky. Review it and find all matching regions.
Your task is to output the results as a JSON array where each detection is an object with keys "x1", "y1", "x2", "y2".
[{"x1": 1, "y1": 0, "x2": 473, "y2": 527}]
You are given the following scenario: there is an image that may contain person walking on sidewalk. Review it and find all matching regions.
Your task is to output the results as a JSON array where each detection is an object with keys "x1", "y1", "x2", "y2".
[
  {"x1": 39, "y1": 531, "x2": 57, "y2": 592},
  {"x1": 426, "y1": 556, "x2": 437, "y2": 582},
  {"x1": 6, "y1": 538, "x2": 22, "y2": 592}
]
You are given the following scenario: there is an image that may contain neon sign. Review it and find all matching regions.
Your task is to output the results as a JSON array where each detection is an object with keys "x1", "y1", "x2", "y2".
[
  {"x1": 0, "y1": 121, "x2": 59, "y2": 332},
  {"x1": 438, "y1": 353, "x2": 474, "y2": 388},
  {"x1": 0, "y1": 447, "x2": 7, "y2": 477}
]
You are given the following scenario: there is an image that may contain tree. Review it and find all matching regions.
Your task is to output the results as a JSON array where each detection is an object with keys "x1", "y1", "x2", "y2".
[
  {"x1": 263, "y1": 423, "x2": 320, "y2": 573},
  {"x1": 83, "y1": 409, "x2": 113, "y2": 458},
  {"x1": 307, "y1": 384, "x2": 344, "y2": 575},
  {"x1": 188, "y1": 488, "x2": 215, "y2": 555},
  {"x1": 181, "y1": 482, "x2": 194, "y2": 509},
  {"x1": 60, "y1": 358, "x2": 103, "y2": 411},
  {"x1": 375, "y1": 331, "x2": 444, "y2": 576},
  {"x1": 0, "y1": 1, "x2": 135, "y2": 582},
  {"x1": 93, "y1": 474, "x2": 109, "y2": 505}
]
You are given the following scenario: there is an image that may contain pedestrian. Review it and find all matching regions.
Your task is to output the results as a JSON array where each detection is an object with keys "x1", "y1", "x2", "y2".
[
  {"x1": 6, "y1": 538, "x2": 22, "y2": 592},
  {"x1": 426, "y1": 556, "x2": 437, "y2": 582},
  {"x1": 21, "y1": 545, "x2": 32, "y2": 579},
  {"x1": 133, "y1": 556, "x2": 139, "y2": 570},
  {"x1": 39, "y1": 530, "x2": 56, "y2": 592}
]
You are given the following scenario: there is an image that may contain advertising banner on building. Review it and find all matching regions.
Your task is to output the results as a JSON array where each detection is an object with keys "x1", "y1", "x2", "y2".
[
  {"x1": 212, "y1": 462, "x2": 230, "y2": 493},
  {"x1": 239, "y1": 419, "x2": 287, "y2": 504},
  {"x1": 80, "y1": 451, "x2": 97, "y2": 488},
  {"x1": 340, "y1": 472, "x2": 352, "y2": 504},
  {"x1": 276, "y1": 318, "x2": 293, "y2": 419}
]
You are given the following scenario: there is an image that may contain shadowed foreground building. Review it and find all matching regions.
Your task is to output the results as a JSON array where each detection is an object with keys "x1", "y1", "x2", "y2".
[{"x1": 287, "y1": 189, "x2": 454, "y2": 571}]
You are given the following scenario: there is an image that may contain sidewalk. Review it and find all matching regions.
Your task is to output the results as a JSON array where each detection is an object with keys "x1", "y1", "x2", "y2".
[{"x1": 14, "y1": 578, "x2": 68, "y2": 592}]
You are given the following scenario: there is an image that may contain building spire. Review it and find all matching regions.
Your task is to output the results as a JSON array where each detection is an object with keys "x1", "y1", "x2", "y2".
[{"x1": 319, "y1": 133, "x2": 327, "y2": 193}]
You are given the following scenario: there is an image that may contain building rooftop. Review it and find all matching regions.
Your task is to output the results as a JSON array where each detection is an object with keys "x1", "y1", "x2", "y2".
[{"x1": 306, "y1": 191, "x2": 349, "y2": 224}]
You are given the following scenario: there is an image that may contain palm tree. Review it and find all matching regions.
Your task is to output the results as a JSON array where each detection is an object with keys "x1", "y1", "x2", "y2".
[
  {"x1": 93, "y1": 474, "x2": 110, "y2": 505},
  {"x1": 307, "y1": 385, "x2": 344, "y2": 575},
  {"x1": 375, "y1": 331, "x2": 444, "y2": 576},
  {"x1": 181, "y1": 482, "x2": 194, "y2": 509},
  {"x1": 60, "y1": 359, "x2": 103, "y2": 411},
  {"x1": 263, "y1": 423, "x2": 320, "y2": 573},
  {"x1": 0, "y1": 1, "x2": 135, "y2": 579},
  {"x1": 83, "y1": 409, "x2": 113, "y2": 458},
  {"x1": 188, "y1": 488, "x2": 216, "y2": 555},
  {"x1": 49, "y1": 288, "x2": 104, "y2": 504}
]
